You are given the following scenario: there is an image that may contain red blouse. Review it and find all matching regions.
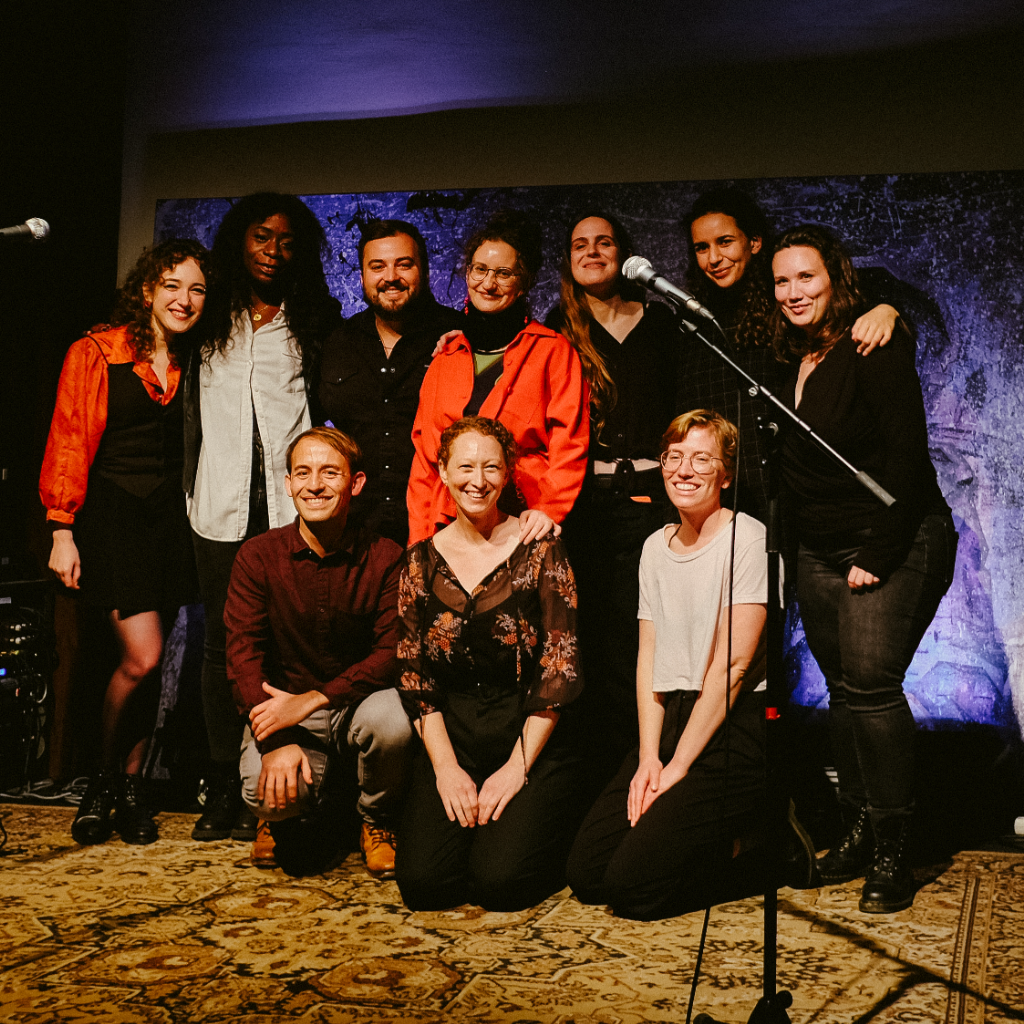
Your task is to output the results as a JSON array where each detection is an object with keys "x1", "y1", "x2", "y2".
[{"x1": 39, "y1": 326, "x2": 181, "y2": 525}]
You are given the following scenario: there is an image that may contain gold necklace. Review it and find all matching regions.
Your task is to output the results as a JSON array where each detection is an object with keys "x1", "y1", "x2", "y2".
[{"x1": 251, "y1": 300, "x2": 277, "y2": 323}]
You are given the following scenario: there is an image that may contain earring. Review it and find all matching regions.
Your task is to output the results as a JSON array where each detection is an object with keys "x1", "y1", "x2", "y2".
[
  {"x1": 463, "y1": 296, "x2": 470, "y2": 313},
  {"x1": 144, "y1": 300, "x2": 152, "y2": 311}
]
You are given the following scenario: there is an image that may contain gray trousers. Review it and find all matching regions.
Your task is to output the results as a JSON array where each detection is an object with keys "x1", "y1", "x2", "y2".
[{"x1": 240, "y1": 688, "x2": 411, "y2": 826}]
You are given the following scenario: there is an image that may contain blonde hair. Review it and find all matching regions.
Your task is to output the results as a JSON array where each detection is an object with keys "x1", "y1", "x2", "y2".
[{"x1": 660, "y1": 409, "x2": 738, "y2": 476}]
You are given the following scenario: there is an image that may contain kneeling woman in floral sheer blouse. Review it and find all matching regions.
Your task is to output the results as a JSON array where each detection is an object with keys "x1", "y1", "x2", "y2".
[{"x1": 396, "y1": 416, "x2": 587, "y2": 911}]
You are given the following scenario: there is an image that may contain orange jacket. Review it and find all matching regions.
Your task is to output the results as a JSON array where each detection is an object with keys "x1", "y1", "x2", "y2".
[
  {"x1": 406, "y1": 322, "x2": 590, "y2": 545},
  {"x1": 39, "y1": 326, "x2": 181, "y2": 525}
]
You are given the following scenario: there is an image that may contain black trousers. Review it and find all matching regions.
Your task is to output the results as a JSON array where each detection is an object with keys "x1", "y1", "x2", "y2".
[
  {"x1": 797, "y1": 512, "x2": 957, "y2": 823},
  {"x1": 567, "y1": 690, "x2": 766, "y2": 921},
  {"x1": 564, "y1": 475, "x2": 671, "y2": 773},
  {"x1": 191, "y1": 531, "x2": 248, "y2": 766},
  {"x1": 396, "y1": 690, "x2": 590, "y2": 913}
]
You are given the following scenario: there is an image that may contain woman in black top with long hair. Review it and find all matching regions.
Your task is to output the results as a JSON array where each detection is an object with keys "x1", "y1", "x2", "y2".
[
  {"x1": 772, "y1": 224, "x2": 957, "y2": 913},
  {"x1": 546, "y1": 211, "x2": 680, "y2": 766}
]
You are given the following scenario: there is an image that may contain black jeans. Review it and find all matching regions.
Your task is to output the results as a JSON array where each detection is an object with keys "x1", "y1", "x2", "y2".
[
  {"x1": 567, "y1": 690, "x2": 767, "y2": 921},
  {"x1": 796, "y1": 513, "x2": 958, "y2": 821},
  {"x1": 191, "y1": 531, "x2": 248, "y2": 766}
]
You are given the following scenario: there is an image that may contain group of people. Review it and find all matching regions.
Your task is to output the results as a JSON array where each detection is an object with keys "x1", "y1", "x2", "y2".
[{"x1": 40, "y1": 187, "x2": 956, "y2": 919}]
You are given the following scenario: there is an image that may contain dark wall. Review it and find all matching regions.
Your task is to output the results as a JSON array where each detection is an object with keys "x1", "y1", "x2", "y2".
[
  {"x1": 1, "y1": 1, "x2": 128, "y2": 575},
  {"x1": 121, "y1": 26, "x2": 1024, "y2": 273}
]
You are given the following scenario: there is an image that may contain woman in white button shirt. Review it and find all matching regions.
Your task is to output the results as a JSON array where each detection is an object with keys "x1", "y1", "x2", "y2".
[{"x1": 183, "y1": 192, "x2": 341, "y2": 843}]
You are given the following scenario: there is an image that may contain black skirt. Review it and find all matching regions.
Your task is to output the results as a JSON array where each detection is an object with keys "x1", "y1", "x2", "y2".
[{"x1": 74, "y1": 473, "x2": 197, "y2": 617}]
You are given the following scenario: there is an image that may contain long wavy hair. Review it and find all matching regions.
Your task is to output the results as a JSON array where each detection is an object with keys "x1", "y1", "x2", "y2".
[
  {"x1": 110, "y1": 238, "x2": 209, "y2": 363},
  {"x1": 201, "y1": 192, "x2": 340, "y2": 382},
  {"x1": 683, "y1": 187, "x2": 775, "y2": 351},
  {"x1": 770, "y1": 225, "x2": 864, "y2": 361},
  {"x1": 556, "y1": 211, "x2": 641, "y2": 439}
]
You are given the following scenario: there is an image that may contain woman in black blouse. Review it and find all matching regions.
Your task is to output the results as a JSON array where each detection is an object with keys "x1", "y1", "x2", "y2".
[
  {"x1": 396, "y1": 416, "x2": 586, "y2": 911},
  {"x1": 773, "y1": 225, "x2": 957, "y2": 913},
  {"x1": 547, "y1": 211, "x2": 680, "y2": 764}
]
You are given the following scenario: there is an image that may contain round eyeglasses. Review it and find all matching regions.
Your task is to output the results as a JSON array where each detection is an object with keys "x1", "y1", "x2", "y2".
[
  {"x1": 659, "y1": 450, "x2": 723, "y2": 474},
  {"x1": 467, "y1": 263, "x2": 519, "y2": 285}
]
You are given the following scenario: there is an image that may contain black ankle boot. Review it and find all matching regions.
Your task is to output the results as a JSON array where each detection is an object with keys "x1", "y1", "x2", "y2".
[
  {"x1": 114, "y1": 773, "x2": 159, "y2": 845},
  {"x1": 860, "y1": 816, "x2": 914, "y2": 913},
  {"x1": 817, "y1": 804, "x2": 874, "y2": 884},
  {"x1": 192, "y1": 768, "x2": 242, "y2": 841},
  {"x1": 71, "y1": 771, "x2": 118, "y2": 845}
]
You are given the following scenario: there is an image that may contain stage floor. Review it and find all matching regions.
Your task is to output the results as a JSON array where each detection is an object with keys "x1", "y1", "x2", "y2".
[{"x1": 1, "y1": 806, "x2": 1021, "y2": 1023}]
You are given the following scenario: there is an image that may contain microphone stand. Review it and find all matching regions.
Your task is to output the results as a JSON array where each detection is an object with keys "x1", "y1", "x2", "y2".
[{"x1": 675, "y1": 311, "x2": 895, "y2": 1024}]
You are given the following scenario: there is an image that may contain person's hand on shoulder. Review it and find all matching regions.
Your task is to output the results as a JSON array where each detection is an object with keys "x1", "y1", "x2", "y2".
[{"x1": 519, "y1": 509, "x2": 560, "y2": 544}]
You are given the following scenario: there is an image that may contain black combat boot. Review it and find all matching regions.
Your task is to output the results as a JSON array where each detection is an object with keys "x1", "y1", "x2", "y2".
[
  {"x1": 859, "y1": 815, "x2": 914, "y2": 913},
  {"x1": 191, "y1": 766, "x2": 243, "y2": 841},
  {"x1": 71, "y1": 770, "x2": 118, "y2": 845},
  {"x1": 816, "y1": 804, "x2": 874, "y2": 885},
  {"x1": 114, "y1": 773, "x2": 159, "y2": 845}
]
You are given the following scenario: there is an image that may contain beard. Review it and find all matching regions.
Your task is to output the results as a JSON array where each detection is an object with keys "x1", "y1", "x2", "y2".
[{"x1": 366, "y1": 283, "x2": 419, "y2": 317}]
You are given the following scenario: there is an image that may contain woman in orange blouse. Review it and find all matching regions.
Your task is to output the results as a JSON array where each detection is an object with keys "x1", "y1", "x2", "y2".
[{"x1": 40, "y1": 238, "x2": 209, "y2": 846}]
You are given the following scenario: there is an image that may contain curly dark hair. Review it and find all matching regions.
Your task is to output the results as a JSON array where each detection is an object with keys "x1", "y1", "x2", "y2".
[
  {"x1": 770, "y1": 224, "x2": 864, "y2": 361},
  {"x1": 461, "y1": 209, "x2": 544, "y2": 293},
  {"x1": 110, "y1": 238, "x2": 209, "y2": 363},
  {"x1": 683, "y1": 187, "x2": 775, "y2": 351},
  {"x1": 201, "y1": 192, "x2": 340, "y2": 382}
]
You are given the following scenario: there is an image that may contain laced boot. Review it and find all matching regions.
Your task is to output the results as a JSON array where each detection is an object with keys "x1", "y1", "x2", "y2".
[
  {"x1": 360, "y1": 822, "x2": 397, "y2": 880},
  {"x1": 114, "y1": 773, "x2": 159, "y2": 845},
  {"x1": 860, "y1": 816, "x2": 915, "y2": 913},
  {"x1": 816, "y1": 804, "x2": 874, "y2": 884},
  {"x1": 71, "y1": 770, "x2": 118, "y2": 845},
  {"x1": 250, "y1": 819, "x2": 277, "y2": 869},
  {"x1": 192, "y1": 767, "x2": 243, "y2": 841}
]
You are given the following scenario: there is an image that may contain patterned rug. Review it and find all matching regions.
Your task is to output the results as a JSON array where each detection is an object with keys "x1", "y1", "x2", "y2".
[{"x1": 1, "y1": 807, "x2": 1021, "y2": 1024}]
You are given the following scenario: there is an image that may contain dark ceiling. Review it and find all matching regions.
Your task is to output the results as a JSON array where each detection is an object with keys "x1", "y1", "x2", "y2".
[{"x1": 125, "y1": 0, "x2": 1024, "y2": 131}]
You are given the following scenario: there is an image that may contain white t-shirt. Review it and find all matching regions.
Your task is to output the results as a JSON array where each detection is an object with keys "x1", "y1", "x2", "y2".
[
  {"x1": 638, "y1": 512, "x2": 768, "y2": 693},
  {"x1": 188, "y1": 308, "x2": 310, "y2": 542}
]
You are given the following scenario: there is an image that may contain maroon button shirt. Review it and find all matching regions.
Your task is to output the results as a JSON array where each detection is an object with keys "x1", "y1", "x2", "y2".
[{"x1": 225, "y1": 519, "x2": 403, "y2": 731}]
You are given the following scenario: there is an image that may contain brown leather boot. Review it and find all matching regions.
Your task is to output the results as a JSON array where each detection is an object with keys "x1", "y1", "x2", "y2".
[
  {"x1": 250, "y1": 819, "x2": 277, "y2": 869},
  {"x1": 360, "y1": 822, "x2": 397, "y2": 879}
]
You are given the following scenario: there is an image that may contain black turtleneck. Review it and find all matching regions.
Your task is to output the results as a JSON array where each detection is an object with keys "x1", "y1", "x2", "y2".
[{"x1": 461, "y1": 298, "x2": 530, "y2": 353}]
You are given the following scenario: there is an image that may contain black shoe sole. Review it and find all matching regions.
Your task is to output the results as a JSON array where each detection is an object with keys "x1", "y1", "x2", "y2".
[
  {"x1": 71, "y1": 819, "x2": 114, "y2": 846},
  {"x1": 859, "y1": 892, "x2": 915, "y2": 913},
  {"x1": 116, "y1": 827, "x2": 159, "y2": 845},
  {"x1": 817, "y1": 865, "x2": 869, "y2": 885},
  {"x1": 192, "y1": 827, "x2": 233, "y2": 841}
]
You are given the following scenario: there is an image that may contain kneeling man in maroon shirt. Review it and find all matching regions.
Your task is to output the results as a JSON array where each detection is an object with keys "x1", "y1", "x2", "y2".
[{"x1": 226, "y1": 426, "x2": 411, "y2": 878}]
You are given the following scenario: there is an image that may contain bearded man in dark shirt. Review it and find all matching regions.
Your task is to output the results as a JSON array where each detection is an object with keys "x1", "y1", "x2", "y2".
[{"x1": 318, "y1": 220, "x2": 463, "y2": 547}]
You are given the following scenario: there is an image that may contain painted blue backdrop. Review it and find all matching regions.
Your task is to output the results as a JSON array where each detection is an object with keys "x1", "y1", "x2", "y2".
[{"x1": 156, "y1": 171, "x2": 1024, "y2": 733}]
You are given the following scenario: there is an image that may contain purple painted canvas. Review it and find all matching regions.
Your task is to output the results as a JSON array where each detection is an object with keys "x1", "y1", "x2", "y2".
[{"x1": 156, "y1": 171, "x2": 1024, "y2": 732}]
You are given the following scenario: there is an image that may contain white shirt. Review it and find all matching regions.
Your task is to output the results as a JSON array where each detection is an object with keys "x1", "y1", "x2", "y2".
[
  {"x1": 638, "y1": 513, "x2": 768, "y2": 693},
  {"x1": 187, "y1": 309, "x2": 310, "y2": 542}
]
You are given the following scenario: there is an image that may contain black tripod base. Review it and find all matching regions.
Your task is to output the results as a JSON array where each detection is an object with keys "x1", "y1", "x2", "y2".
[{"x1": 694, "y1": 989, "x2": 793, "y2": 1024}]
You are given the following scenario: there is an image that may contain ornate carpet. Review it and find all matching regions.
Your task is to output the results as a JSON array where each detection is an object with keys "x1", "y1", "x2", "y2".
[{"x1": 1, "y1": 807, "x2": 1021, "y2": 1023}]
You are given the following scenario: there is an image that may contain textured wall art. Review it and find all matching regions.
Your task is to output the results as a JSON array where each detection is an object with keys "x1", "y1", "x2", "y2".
[{"x1": 156, "y1": 172, "x2": 1024, "y2": 733}]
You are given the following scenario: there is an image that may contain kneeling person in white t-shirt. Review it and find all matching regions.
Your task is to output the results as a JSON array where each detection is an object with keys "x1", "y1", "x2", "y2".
[{"x1": 568, "y1": 409, "x2": 769, "y2": 920}]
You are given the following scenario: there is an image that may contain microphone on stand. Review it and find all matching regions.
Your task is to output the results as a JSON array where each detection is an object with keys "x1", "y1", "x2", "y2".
[
  {"x1": 1, "y1": 218, "x2": 50, "y2": 243},
  {"x1": 621, "y1": 255, "x2": 715, "y2": 321}
]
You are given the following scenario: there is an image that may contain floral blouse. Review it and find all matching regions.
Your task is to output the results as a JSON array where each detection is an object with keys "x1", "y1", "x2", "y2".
[{"x1": 397, "y1": 536, "x2": 583, "y2": 719}]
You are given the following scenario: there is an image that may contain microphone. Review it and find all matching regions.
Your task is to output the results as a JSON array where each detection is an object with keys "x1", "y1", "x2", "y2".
[
  {"x1": 622, "y1": 256, "x2": 715, "y2": 321},
  {"x1": 1, "y1": 218, "x2": 50, "y2": 242}
]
